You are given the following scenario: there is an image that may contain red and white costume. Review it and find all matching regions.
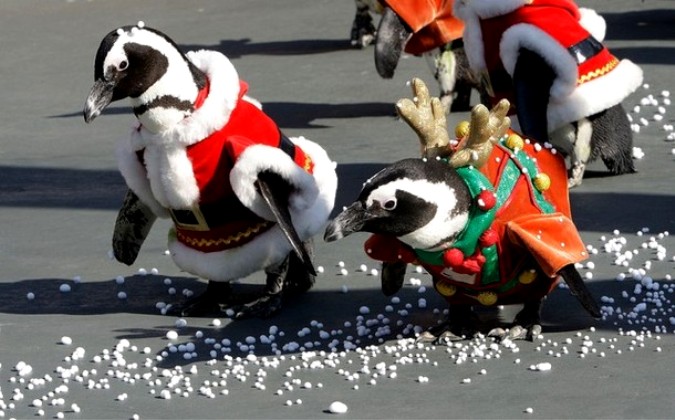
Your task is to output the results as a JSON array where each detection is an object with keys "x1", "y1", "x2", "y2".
[
  {"x1": 116, "y1": 50, "x2": 337, "y2": 281},
  {"x1": 454, "y1": 0, "x2": 643, "y2": 131}
]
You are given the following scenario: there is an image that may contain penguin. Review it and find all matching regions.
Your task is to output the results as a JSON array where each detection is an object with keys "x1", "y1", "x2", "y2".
[
  {"x1": 352, "y1": 0, "x2": 487, "y2": 112},
  {"x1": 453, "y1": 0, "x2": 643, "y2": 187},
  {"x1": 83, "y1": 23, "x2": 337, "y2": 318},
  {"x1": 324, "y1": 80, "x2": 600, "y2": 341},
  {"x1": 325, "y1": 157, "x2": 601, "y2": 341}
]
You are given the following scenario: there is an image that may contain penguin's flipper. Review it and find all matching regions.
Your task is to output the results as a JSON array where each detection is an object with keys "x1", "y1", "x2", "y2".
[
  {"x1": 513, "y1": 48, "x2": 556, "y2": 143},
  {"x1": 255, "y1": 171, "x2": 317, "y2": 276},
  {"x1": 112, "y1": 189, "x2": 157, "y2": 265},
  {"x1": 374, "y1": 6, "x2": 411, "y2": 78},
  {"x1": 558, "y1": 264, "x2": 601, "y2": 318}
]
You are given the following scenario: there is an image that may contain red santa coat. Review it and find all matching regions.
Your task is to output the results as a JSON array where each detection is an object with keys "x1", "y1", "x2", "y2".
[
  {"x1": 364, "y1": 133, "x2": 588, "y2": 306},
  {"x1": 454, "y1": 0, "x2": 643, "y2": 131},
  {"x1": 116, "y1": 50, "x2": 337, "y2": 281}
]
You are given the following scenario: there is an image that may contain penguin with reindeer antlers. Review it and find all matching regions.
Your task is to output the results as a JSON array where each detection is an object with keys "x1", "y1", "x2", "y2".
[
  {"x1": 83, "y1": 22, "x2": 337, "y2": 318},
  {"x1": 325, "y1": 78, "x2": 600, "y2": 342}
]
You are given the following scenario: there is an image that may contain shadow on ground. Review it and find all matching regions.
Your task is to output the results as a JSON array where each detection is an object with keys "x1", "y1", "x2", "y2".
[
  {"x1": 0, "y1": 270, "x2": 663, "y2": 367},
  {"x1": 180, "y1": 38, "x2": 353, "y2": 60}
]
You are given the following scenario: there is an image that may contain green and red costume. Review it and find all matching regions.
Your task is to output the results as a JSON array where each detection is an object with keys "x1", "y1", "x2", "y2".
[{"x1": 364, "y1": 132, "x2": 588, "y2": 306}]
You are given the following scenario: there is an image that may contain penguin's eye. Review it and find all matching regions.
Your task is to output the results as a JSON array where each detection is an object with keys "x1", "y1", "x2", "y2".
[
  {"x1": 383, "y1": 199, "x2": 397, "y2": 210},
  {"x1": 118, "y1": 60, "x2": 128, "y2": 71}
]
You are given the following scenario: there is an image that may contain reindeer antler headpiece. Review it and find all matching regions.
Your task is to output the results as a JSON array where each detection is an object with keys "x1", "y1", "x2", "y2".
[{"x1": 396, "y1": 78, "x2": 511, "y2": 168}]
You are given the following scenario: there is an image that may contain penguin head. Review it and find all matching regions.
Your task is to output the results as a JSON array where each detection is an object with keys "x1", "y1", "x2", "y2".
[
  {"x1": 83, "y1": 22, "x2": 207, "y2": 132},
  {"x1": 325, "y1": 158, "x2": 472, "y2": 250}
]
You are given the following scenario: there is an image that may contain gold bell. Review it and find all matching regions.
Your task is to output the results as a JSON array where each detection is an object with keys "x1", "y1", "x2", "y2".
[
  {"x1": 505, "y1": 133, "x2": 524, "y2": 150},
  {"x1": 533, "y1": 173, "x2": 551, "y2": 191},
  {"x1": 477, "y1": 291, "x2": 498, "y2": 306},
  {"x1": 455, "y1": 120, "x2": 470, "y2": 139},
  {"x1": 518, "y1": 269, "x2": 537, "y2": 284},
  {"x1": 435, "y1": 280, "x2": 457, "y2": 297}
]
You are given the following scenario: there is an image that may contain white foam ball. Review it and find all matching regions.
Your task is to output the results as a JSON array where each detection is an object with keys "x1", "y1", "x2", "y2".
[{"x1": 328, "y1": 401, "x2": 348, "y2": 414}]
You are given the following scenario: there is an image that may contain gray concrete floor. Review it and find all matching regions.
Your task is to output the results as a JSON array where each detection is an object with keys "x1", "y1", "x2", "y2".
[{"x1": 0, "y1": 0, "x2": 674, "y2": 418}]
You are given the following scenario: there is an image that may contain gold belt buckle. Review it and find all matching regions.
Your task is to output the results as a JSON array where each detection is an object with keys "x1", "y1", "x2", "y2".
[{"x1": 170, "y1": 205, "x2": 210, "y2": 231}]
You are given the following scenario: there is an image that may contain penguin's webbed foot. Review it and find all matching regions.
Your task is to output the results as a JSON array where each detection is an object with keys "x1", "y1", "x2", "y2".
[
  {"x1": 231, "y1": 249, "x2": 315, "y2": 319},
  {"x1": 487, "y1": 324, "x2": 543, "y2": 342},
  {"x1": 167, "y1": 281, "x2": 261, "y2": 317},
  {"x1": 232, "y1": 294, "x2": 283, "y2": 319},
  {"x1": 416, "y1": 305, "x2": 479, "y2": 344},
  {"x1": 488, "y1": 300, "x2": 543, "y2": 342}
]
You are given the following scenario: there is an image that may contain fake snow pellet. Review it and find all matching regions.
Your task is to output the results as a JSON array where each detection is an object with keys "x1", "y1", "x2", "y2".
[
  {"x1": 59, "y1": 284, "x2": 71, "y2": 293},
  {"x1": 60, "y1": 337, "x2": 72, "y2": 346},
  {"x1": 530, "y1": 362, "x2": 552, "y2": 372},
  {"x1": 26, "y1": 292, "x2": 35, "y2": 300},
  {"x1": 166, "y1": 330, "x2": 179, "y2": 340},
  {"x1": 328, "y1": 401, "x2": 348, "y2": 414}
]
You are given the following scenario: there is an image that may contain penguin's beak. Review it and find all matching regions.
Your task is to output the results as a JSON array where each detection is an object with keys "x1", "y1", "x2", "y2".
[
  {"x1": 83, "y1": 79, "x2": 115, "y2": 123},
  {"x1": 324, "y1": 201, "x2": 369, "y2": 242}
]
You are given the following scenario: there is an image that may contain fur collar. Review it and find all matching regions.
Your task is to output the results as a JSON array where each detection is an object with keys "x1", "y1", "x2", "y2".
[
  {"x1": 130, "y1": 50, "x2": 241, "y2": 150},
  {"x1": 120, "y1": 50, "x2": 242, "y2": 209}
]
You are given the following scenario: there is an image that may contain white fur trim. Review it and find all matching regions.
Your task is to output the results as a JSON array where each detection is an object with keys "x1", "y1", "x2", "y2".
[
  {"x1": 231, "y1": 136, "x2": 337, "y2": 222},
  {"x1": 579, "y1": 8, "x2": 606, "y2": 42},
  {"x1": 120, "y1": 50, "x2": 243, "y2": 209},
  {"x1": 170, "y1": 136, "x2": 337, "y2": 281},
  {"x1": 497, "y1": 23, "x2": 642, "y2": 131},
  {"x1": 453, "y1": 3, "x2": 486, "y2": 71},
  {"x1": 547, "y1": 59, "x2": 643, "y2": 130},
  {"x1": 169, "y1": 225, "x2": 296, "y2": 281},
  {"x1": 500, "y1": 24, "x2": 579, "y2": 99},
  {"x1": 131, "y1": 50, "x2": 240, "y2": 148},
  {"x1": 116, "y1": 127, "x2": 169, "y2": 217}
]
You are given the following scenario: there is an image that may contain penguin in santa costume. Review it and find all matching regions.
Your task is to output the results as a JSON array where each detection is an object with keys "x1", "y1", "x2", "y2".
[
  {"x1": 83, "y1": 23, "x2": 337, "y2": 318},
  {"x1": 454, "y1": 0, "x2": 643, "y2": 186}
]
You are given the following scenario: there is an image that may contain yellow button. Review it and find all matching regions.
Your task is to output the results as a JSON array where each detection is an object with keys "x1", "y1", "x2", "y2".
[
  {"x1": 534, "y1": 173, "x2": 551, "y2": 191},
  {"x1": 505, "y1": 133, "x2": 524, "y2": 150},
  {"x1": 518, "y1": 269, "x2": 537, "y2": 284},
  {"x1": 477, "y1": 292, "x2": 498, "y2": 306}
]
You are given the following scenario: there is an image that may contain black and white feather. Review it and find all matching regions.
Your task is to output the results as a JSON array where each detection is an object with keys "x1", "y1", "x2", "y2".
[{"x1": 326, "y1": 158, "x2": 471, "y2": 250}]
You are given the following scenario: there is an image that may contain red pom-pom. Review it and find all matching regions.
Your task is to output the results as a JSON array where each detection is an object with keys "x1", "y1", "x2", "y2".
[
  {"x1": 479, "y1": 228, "x2": 498, "y2": 247},
  {"x1": 476, "y1": 190, "x2": 496, "y2": 211},
  {"x1": 442, "y1": 248, "x2": 464, "y2": 268}
]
